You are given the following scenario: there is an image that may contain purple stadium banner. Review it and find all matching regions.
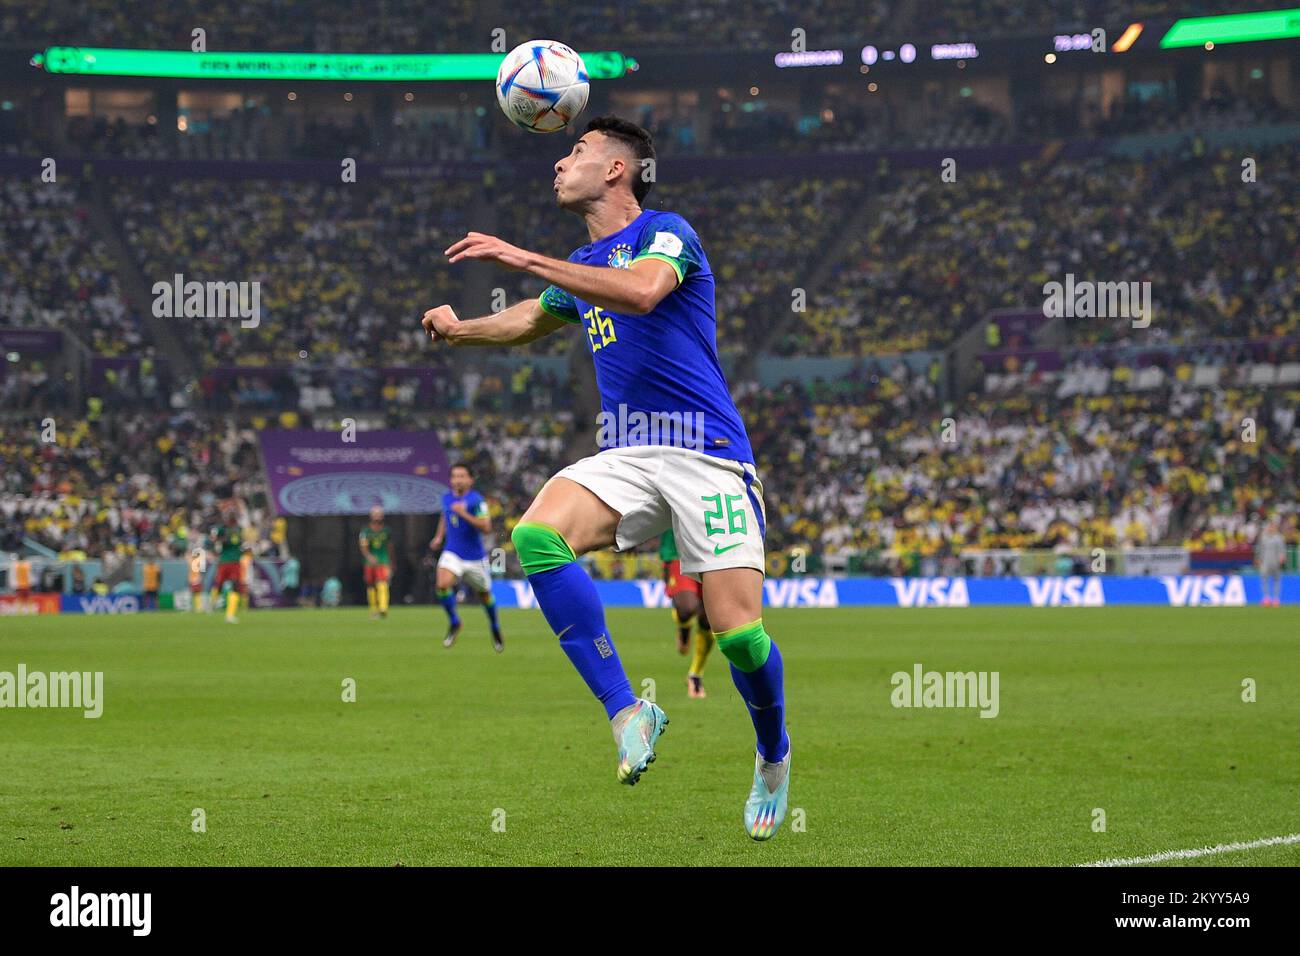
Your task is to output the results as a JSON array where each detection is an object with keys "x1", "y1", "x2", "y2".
[
  {"x1": 259, "y1": 429, "x2": 450, "y2": 516},
  {"x1": 0, "y1": 328, "x2": 63, "y2": 352}
]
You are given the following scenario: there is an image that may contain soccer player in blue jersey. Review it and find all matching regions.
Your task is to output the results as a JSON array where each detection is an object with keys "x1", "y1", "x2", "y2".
[
  {"x1": 422, "y1": 116, "x2": 790, "y2": 841},
  {"x1": 428, "y1": 463, "x2": 503, "y2": 652}
]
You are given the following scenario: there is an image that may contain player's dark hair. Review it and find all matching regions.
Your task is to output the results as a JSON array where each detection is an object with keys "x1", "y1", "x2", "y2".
[
  {"x1": 451, "y1": 462, "x2": 473, "y2": 477},
  {"x1": 584, "y1": 115, "x2": 655, "y2": 205}
]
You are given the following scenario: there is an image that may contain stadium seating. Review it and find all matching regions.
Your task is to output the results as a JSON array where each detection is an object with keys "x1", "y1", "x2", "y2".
[
  {"x1": 741, "y1": 367, "x2": 1299, "y2": 568},
  {"x1": 0, "y1": 409, "x2": 574, "y2": 562},
  {"x1": 5, "y1": 0, "x2": 1215, "y2": 51},
  {"x1": 0, "y1": 179, "x2": 139, "y2": 356},
  {"x1": 780, "y1": 143, "x2": 1300, "y2": 354},
  {"x1": 7, "y1": 355, "x2": 1295, "y2": 572},
  {"x1": 109, "y1": 176, "x2": 479, "y2": 367}
]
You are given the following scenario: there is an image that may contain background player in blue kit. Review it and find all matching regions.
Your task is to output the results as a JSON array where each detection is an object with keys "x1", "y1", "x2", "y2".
[
  {"x1": 429, "y1": 463, "x2": 503, "y2": 652},
  {"x1": 422, "y1": 116, "x2": 791, "y2": 841}
]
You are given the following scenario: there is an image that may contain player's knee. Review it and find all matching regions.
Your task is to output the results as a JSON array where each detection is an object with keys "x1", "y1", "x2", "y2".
[
  {"x1": 511, "y1": 521, "x2": 577, "y2": 576},
  {"x1": 673, "y1": 592, "x2": 698, "y2": 619},
  {"x1": 714, "y1": 618, "x2": 771, "y2": 673}
]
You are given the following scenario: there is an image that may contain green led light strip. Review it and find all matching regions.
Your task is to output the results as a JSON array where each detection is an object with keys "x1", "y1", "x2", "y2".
[
  {"x1": 34, "y1": 47, "x2": 636, "y2": 81},
  {"x1": 1160, "y1": 8, "x2": 1300, "y2": 48}
]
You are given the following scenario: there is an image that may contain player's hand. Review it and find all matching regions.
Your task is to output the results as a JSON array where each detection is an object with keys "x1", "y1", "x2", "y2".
[
  {"x1": 444, "y1": 232, "x2": 532, "y2": 271},
  {"x1": 451, "y1": 502, "x2": 469, "y2": 517},
  {"x1": 422, "y1": 305, "x2": 460, "y2": 343}
]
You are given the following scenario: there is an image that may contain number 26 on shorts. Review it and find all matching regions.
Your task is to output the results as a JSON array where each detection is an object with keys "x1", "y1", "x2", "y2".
[{"x1": 702, "y1": 493, "x2": 747, "y2": 537}]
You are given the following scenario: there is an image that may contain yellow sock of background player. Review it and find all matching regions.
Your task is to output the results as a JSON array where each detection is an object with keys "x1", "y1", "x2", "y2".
[
  {"x1": 367, "y1": 586, "x2": 377, "y2": 613},
  {"x1": 689, "y1": 624, "x2": 715, "y2": 677},
  {"x1": 376, "y1": 581, "x2": 390, "y2": 615},
  {"x1": 687, "y1": 623, "x2": 714, "y2": 698},
  {"x1": 226, "y1": 590, "x2": 240, "y2": 622}
]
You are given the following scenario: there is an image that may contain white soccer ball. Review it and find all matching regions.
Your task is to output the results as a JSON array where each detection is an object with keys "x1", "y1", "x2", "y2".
[{"x1": 496, "y1": 39, "x2": 589, "y2": 133}]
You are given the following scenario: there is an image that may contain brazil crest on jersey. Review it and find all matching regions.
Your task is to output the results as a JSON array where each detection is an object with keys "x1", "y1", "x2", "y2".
[
  {"x1": 442, "y1": 490, "x2": 488, "y2": 560},
  {"x1": 537, "y1": 209, "x2": 754, "y2": 464}
]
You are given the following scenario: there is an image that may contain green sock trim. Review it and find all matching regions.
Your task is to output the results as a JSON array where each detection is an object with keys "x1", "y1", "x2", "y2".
[
  {"x1": 435, "y1": 588, "x2": 452, "y2": 599},
  {"x1": 714, "y1": 618, "x2": 771, "y2": 673},
  {"x1": 511, "y1": 521, "x2": 577, "y2": 576}
]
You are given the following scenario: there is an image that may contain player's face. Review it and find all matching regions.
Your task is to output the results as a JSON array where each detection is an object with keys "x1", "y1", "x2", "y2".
[
  {"x1": 369, "y1": 506, "x2": 384, "y2": 525},
  {"x1": 450, "y1": 468, "x2": 472, "y2": 494},
  {"x1": 553, "y1": 132, "x2": 623, "y2": 209}
]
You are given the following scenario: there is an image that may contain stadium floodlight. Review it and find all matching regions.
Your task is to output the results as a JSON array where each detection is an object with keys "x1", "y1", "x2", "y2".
[
  {"x1": 1160, "y1": 8, "x2": 1300, "y2": 48},
  {"x1": 31, "y1": 47, "x2": 637, "y2": 82},
  {"x1": 1112, "y1": 23, "x2": 1144, "y2": 53}
]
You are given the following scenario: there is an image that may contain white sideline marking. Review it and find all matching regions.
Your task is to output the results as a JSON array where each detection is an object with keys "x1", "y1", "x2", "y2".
[{"x1": 1079, "y1": 833, "x2": 1300, "y2": 867}]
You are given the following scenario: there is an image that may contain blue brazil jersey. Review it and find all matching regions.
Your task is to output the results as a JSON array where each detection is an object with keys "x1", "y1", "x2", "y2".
[
  {"x1": 442, "y1": 489, "x2": 488, "y2": 560},
  {"x1": 537, "y1": 209, "x2": 754, "y2": 464}
]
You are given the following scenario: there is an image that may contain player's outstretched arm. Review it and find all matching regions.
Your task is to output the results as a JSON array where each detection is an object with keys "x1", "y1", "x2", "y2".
[
  {"x1": 422, "y1": 299, "x2": 566, "y2": 347},
  {"x1": 526, "y1": 256, "x2": 677, "y2": 316},
  {"x1": 444, "y1": 231, "x2": 677, "y2": 316}
]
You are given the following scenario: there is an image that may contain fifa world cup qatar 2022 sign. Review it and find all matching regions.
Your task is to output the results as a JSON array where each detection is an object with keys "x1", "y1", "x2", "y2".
[{"x1": 258, "y1": 429, "x2": 451, "y2": 516}]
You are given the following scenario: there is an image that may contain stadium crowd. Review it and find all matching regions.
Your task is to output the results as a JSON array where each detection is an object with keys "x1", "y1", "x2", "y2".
[
  {"x1": 781, "y1": 143, "x2": 1300, "y2": 355},
  {"x1": 7, "y1": 0, "x2": 900, "y2": 54},
  {"x1": 0, "y1": 179, "x2": 139, "y2": 357},
  {"x1": 0, "y1": 407, "x2": 574, "y2": 570},
  {"x1": 110, "y1": 175, "x2": 479, "y2": 367},
  {"x1": 5, "y1": 360, "x2": 1296, "y2": 575},
  {"x1": 10, "y1": 141, "x2": 1292, "y2": 380},
  {"x1": 6, "y1": 0, "x2": 1224, "y2": 53},
  {"x1": 743, "y1": 364, "x2": 1300, "y2": 571}
]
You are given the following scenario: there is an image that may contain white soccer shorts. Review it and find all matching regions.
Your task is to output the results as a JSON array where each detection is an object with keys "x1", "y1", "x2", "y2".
[
  {"x1": 554, "y1": 446, "x2": 767, "y2": 579},
  {"x1": 437, "y1": 550, "x2": 493, "y2": 592}
]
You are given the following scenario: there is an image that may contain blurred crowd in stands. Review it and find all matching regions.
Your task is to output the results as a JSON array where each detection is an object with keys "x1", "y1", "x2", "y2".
[
  {"x1": 1, "y1": 180, "x2": 139, "y2": 356},
  {"x1": 4, "y1": 361, "x2": 1296, "y2": 573},
  {"x1": 4, "y1": 16, "x2": 1298, "y2": 579},
  {"x1": 7, "y1": 140, "x2": 1293, "y2": 373},
  {"x1": 4, "y1": 0, "x2": 1240, "y2": 53},
  {"x1": 742, "y1": 364, "x2": 1298, "y2": 572},
  {"x1": 0, "y1": 407, "x2": 574, "y2": 567},
  {"x1": 783, "y1": 143, "x2": 1299, "y2": 354},
  {"x1": 111, "y1": 175, "x2": 475, "y2": 367}
]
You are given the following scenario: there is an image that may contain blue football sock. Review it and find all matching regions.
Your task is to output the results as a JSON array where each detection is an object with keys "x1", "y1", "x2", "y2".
[
  {"x1": 482, "y1": 596, "x2": 500, "y2": 632},
  {"x1": 436, "y1": 588, "x2": 460, "y2": 626},
  {"x1": 528, "y1": 563, "x2": 635, "y2": 719},
  {"x1": 729, "y1": 641, "x2": 789, "y2": 763}
]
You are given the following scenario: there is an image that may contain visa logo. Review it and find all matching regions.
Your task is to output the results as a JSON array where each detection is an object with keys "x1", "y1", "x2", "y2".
[
  {"x1": 1022, "y1": 576, "x2": 1105, "y2": 606},
  {"x1": 890, "y1": 578, "x2": 970, "y2": 607},
  {"x1": 763, "y1": 578, "x2": 839, "y2": 608},
  {"x1": 1162, "y1": 575, "x2": 1246, "y2": 607}
]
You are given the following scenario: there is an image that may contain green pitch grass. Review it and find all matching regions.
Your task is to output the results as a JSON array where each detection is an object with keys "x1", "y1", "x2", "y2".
[{"x1": 2, "y1": 606, "x2": 1297, "y2": 866}]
